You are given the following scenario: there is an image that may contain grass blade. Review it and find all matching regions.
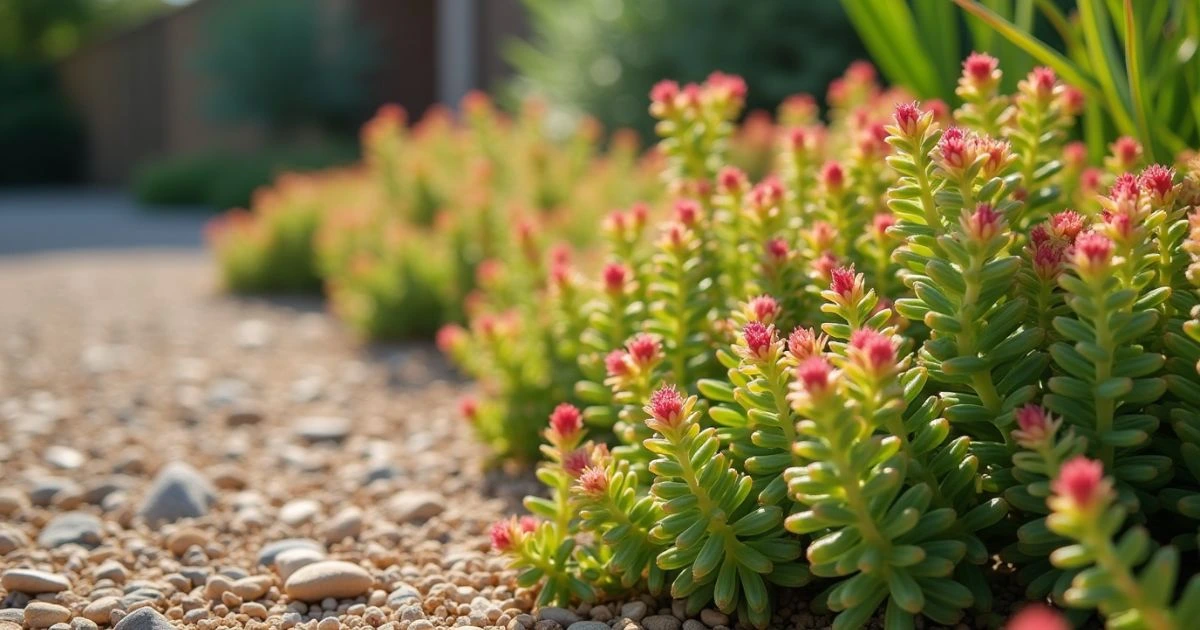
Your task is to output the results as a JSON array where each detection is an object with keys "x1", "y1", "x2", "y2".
[{"x1": 1122, "y1": 0, "x2": 1155, "y2": 160}]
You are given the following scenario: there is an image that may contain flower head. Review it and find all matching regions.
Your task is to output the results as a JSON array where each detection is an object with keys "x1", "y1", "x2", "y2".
[
  {"x1": 830, "y1": 265, "x2": 859, "y2": 298},
  {"x1": 963, "y1": 203, "x2": 1004, "y2": 243},
  {"x1": 1049, "y1": 210, "x2": 1085, "y2": 243},
  {"x1": 748, "y1": 295, "x2": 781, "y2": 324},
  {"x1": 741, "y1": 322, "x2": 776, "y2": 360},
  {"x1": 562, "y1": 448, "x2": 591, "y2": 478},
  {"x1": 490, "y1": 519, "x2": 515, "y2": 551},
  {"x1": 548, "y1": 403, "x2": 583, "y2": 442},
  {"x1": 794, "y1": 357, "x2": 835, "y2": 399},
  {"x1": 1063, "y1": 142, "x2": 1088, "y2": 170},
  {"x1": 936, "y1": 127, "x2": 975, "y2": 174},
  {"x1": 848, "y1": 329, "x2": 897, "y2": 374},
  {"x1": 1052, "y1": 456, "x2": 1111, "y2": 511},
  {"x1": 1109, "y1": 136, "x2": 1143, "y2": 171},
  {"x1": 963, "y1": 52, "x2": 1000, "y2": 85},
  {"x1": 649, "y1": 80, "x2": 680, "y2": 116},
  {"x1": 1071, "y1": 232, "x2": 1113, "y2": 273},
  {"x1": 787, "y1": 327, "x2": 827, "y2": 361},
  {"x1": 1025, "y1": 67, "x2": 1057, "y2": 102},
  {"x1": 765, "y1": 238, "x2": 790, "y2": 264},
  {"x1": 602, "y1": 262, "x2": 630, "y2": 295},
  {"x1": 604, "y1": 349, "x2": 630, "y2": 378},
  {"x1": 1031, "y1": 243, "x2": 1066, "y2": 280},
  {"x1": 577, "y1": 466, "x2": 609, "y2": 496},
  {"x1": 674, "y1": 199, "x2": 701, "y2": 227},
  {"x1": 1006, "y1": 604, "x2": 1070, "y2": 630},
  {"x1": 821, "y1": 161, "x2": 846, "y2": 193},
  {"x1": 893, "y1": 101, "x2": 923, "y2": 136},
  {"x1": 1061, "y1": 86, "x2": 1085, "y2": 116},
  {"x1": 436, "y1": 324, "x2": 466, "y2": 353},
  {"x1": 1012, "y1": 404, "x2": 1060, "y2": 448},
  {"x1": 626, "y1": 333, "x2": 662, "y2": 368},
  {"x1": 459, "y1": 397, "x2": 478, "y2": 423},
  {"x1": 750, "y1": 177, "x2": 784, "y2": 210},
  {"x1": 717, "y1": 166, "x2": 748, "y2": 194},
  {"x1": 872, "y1": 213, "x2": 897, "y2": 239},
  {"x1": 647, "y1": 385, "x2": 686, "y2": 429},
  {"x1": 1139, "y1": 164, "x2": 1176, "y2": 206}
]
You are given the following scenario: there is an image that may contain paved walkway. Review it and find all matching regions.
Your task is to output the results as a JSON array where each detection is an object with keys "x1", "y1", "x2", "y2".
[{"x1": 0, "y1": 189, "x2": 211, "y2": 256}]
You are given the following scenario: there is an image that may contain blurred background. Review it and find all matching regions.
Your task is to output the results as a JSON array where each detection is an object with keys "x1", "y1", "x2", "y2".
[{"x1": 0, "y1": 0, "x2": 866, "y2": 213}]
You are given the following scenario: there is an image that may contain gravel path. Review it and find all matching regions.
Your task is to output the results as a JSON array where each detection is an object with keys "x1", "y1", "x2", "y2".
[{"x1": 0, "y1": 251, "x2": 559, "y2": 630}]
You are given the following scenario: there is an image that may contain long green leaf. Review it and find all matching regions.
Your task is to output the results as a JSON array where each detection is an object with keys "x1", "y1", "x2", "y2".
[{"x1": 1122, "y1": 0, "x2": 1155, "y2": 161}]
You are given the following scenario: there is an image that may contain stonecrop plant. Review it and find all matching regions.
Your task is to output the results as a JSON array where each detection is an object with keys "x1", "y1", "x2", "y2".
[{"x1": 449, "y1": 55, "x2": 1200, "y2": 629}]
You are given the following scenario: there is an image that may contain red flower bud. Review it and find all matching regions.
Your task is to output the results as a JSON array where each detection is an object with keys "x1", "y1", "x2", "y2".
[
  {"x1": 963, "y1": 203, "x2": 1004, "y2": 242},
  {"x1": 872, "y1": 213, "x2": 897, "y2": 239},
  {"x1": 893, "y1": 101, "x2": 922, "y2": 136},
  {"x1": 490, "y1": 520, "x2": 514, "y2": 551},
  {"x1": 459, "y1": 397, "x2": 478, "y2": 422},
  {"x1": 937, "y1": 127, "x2": 973, "y2": 172},
  {"x1": 549, "y1": 403, "x2": 583, "y2": 441},
  {"x1": 605, "y1": 350, "x2": 630, "y2": 378},
  {"x1": 1028, "y1": 67, "x2": 1057, "y2": 101},
  {"x1": 1072, "y1": 232, "x2": 1114, "y2": 271},
  {"x1": 563, "y1": 448, "x2": 590, "y2": 478},
  {"x1": 742, "y1": 322, "x2": 775, "y2": 359},
  {"x1": 602, "y1": 262, "x2": 630, "y2": 294},
  {"x1": 813, "y1": 252, "x2": 839, "y2": 281},
  {"x1": 626, "y1": 333, "x2": 662, "y2": 367},
  {"x1": 674, "y1": 199, "x2": 701, "y2": 226},
  {"x1": 795, "y1": 357, "x2": 834, "y2": 395},
  {"x1": 748, "y1": 295, "x2": 780, "y2": 324},
  {"x1": 1052, "y1": 456, "x2": 1108, "y2": 510},
  {"x1": 1139, "y1": 164, "x2": 1176, "y2": 206},
  {"x1": 436, "y1": 324, "x2": 466, "y2": 353},
  {"x1": 849, "y1": 329, "x2": 897, "y2": 373},
  {"x1": 766, "y1": 238, "x2": 790, "y2": 263},
  {"x1": 650, "y1": 80, "x2": 680, "y2": 112},
  {"x1": 717, "y1": 166, "x2": 748, "y2": 194},
  {"x1": 963, "y1": 52, "x2": 999, "y2": 84},
  {"x1": 1110, "y1": 136, "x2": 1143, "y2": 169},
  {"x1": 1013, "y1": 404, "x2": 1059, "y2": 447},
  {"x1": 1063, "y1": 142, "x2": 1088, "y2": 170},
  {"x1": 647, "y1": 385, "x2": 685, "y2": 428},
  {"x1": 1032, "y1": 243, "x2": 1066, "y2": 280},
  {"x1": 1061, "y1": 86, "x2": 1085, "y2": 116},
  {"x1": 830, "y1": 265, "x2": 860, "y2": 298},
  {"x1": 787, "y1": 327, "x2": 826, "y2": 361},
  {"x1": 577, "y1": 466, "x2": 609, "y2": 496},
  {"x1": 519, "y1": 516, "x2": 537, "y2": 533},
  {"x1": 1007, "y1": 604, "x2": 1071, "y2": 630},
  {"x1": 1049, "y1": 210, "x2": 1085, "y2": 243},
  {"x1": 821, "y1": 161, "x2": 846, "y2": 193}
]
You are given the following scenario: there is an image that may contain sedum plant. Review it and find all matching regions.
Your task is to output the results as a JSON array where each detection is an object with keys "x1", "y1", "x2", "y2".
[{"x1": 468, "y1": 56, "x2": 1200, "y2": 629}]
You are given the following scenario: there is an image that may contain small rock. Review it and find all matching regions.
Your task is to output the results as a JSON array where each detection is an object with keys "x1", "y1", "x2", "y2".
[
  {"x1": 82, "y1": 597, "x2": 123, "y2": 623},
  {"x1": 0, "y1": 487, "x2": 30, "y2": 515},
  {"x1": 112, "y1": 607, "x2": 173, "y2": 630},
  {"x1": 25, "y1": 603, "x2": 70, "y2": 629},
  {"x1": 166, "y1": 527, "x2": 208, "y2": 556},
  {"x1": 236, "y1": 319, "x2": 272, "y2": 349},
  {"x1": 29, "y1": 477, "x2": 82, "y2": 507},
  {"x1": 257, "y1": 538, "x2": 325, "y2": 567},
  {"x1": 643, "y1": 615, "x2": 682, "y2": 630},
  {"x1": 620, "y1": 601, "x2": 647, "y2": 622},
  {"x1": 699, "y1": 609, "x2": 729, "y2": 627},
  {"x1": 44, "y1": 445, "x2": 85, "y2": 470},
  {"x1": 538, "y1": 608, "x2": 579, "y2": 626},
  {"x1": 292, "y1": 416, "x2": 351, "y2": 444},
  {"x1": 225, "y1": 406, "x2": 263, "y2": 427},
  {"x1": 231, "y1": 575, "x2": 272, "y2": 601},
  {"x1": 386, "y1": 491, "x2": 445, "y2": 524},
  {"x1": 276, "y1": 548, "x2": 325, "y2": 582},
  {"x1": 137, "y1": 462, "x2": 215, "y2": 525},
  {"x1": 386, "y1": 584, "x2": 420, "y2": 607},
  {"x1": 0, "y1": 525, "x2": 30, "y2": 554},
  {"x1": 279, "y1": 499, "x2": 321, "y2": 526},
  {"x1": 38, "y1": 511, "x2": 104, "y2": 548},
  {"x1": 682, "y1": 621, "x2": 705, "y2": 630},
  {"x1": 319, "y1": 507, "x2": 362, "y2": 544},
  {"x1": 0, "y1": 610, "x2": 23, "y2": 624},
  {"x1": 567, "y1": 623, "x2": 610, "y2": 630},
  {"x1": 93, "y1": 560, "x2": 127, "y2": 583},
  {"x1": 70, "y1": 617, "x2": 98, "y2": 630},
  {"x1": 283, "y1": 560, "x2": 373, "y2": 602},
  {"x1": 317, "y1": 618, "x2": 340, "y2": 630},
  {"x1": 1, "y1": 568, "x2": 70, "y2": 593},
  {"x1": 83, "y1": 476, "x2": 134, "y2": 505}
]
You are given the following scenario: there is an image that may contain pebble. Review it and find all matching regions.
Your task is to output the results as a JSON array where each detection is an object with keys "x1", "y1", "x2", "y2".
[
  {"x1": 567, "y1": 623, "x2": 610, "y2": 630},
  {"x1": 643, "y1": 615, "x2": 682, "y2": 630},
  {"x1": 112, "y1": 607, "x2": 173, "y2": 630},
  {"x1": 29, "y1": 477, "x2": 83, "y2": 507},
  {"x1": 225, "y1": 406, "x2": 263, "y2": 427},
  {"x1": 317, "y1": 617, "x2": 341, "y2": 630},
  {"x1": 38, "y1": 511, "x2": 104, "y2": 548},
  {"x1": 231, "y1": 575, "x2": 272, "y2": 600},
  {"x1": 620, "y1": 602, "x2": 647, "y2": 622},
  {"x1": 319, "y1": 506, "x2": 363, "y2": 544},
  {"x1": 276, "y1": 547, "x2": 325, "y2": 582},
  {"x1": 257, "y1": 538, "x2": 325, "y2": 567},
  {"x1": 283, "y1": 560, "x2": 373, "y2": 602},
  {"x1": 82, "y1": 597, "x2": 123, "y2": 623},
  {"x1": 279, "y1": 499, "x2": 321, "y2": 526},
  {"x1": 70, "y1": 618, "x2": 98, "y2": 630},
  {"x1": 538, "y1": 608, "x2": 580, "y2": 626},
  {"x1": 293, "y1": 416, "x2": 352, "y2": 444},
  {"x1": 25, "y1": 603, "x2": 71, "y2": 629},
  {"x1": 0, "y1": 524, "x2": 30, "y2": 554},
  {"x1": 137, "y1": 462, "x2": 215, "y2": 524},
  {"x1": 1, "y1": 568, "x2": 71, "y2": 593},
  {"x1": 0, "y1": 487, "x2": 30, "y2": 515},
  {"x1": 93, "y1": 559, "x2": 128, "y2": 583},
  {"x1": 699, "y1": 609, "x2": 729, "y2": 627},
  {"x1": 386, "y1": 491, "x2": 445, "y2": 524},
  {"x1": 44, "y1": 445, "x2": 85, "y2": 469},
  {"x1": 166, "y1": 527, "x2": 208, "y2": 555},
  {"x1": 0, "y1": 610, "x2": 22, "y2": 624}
]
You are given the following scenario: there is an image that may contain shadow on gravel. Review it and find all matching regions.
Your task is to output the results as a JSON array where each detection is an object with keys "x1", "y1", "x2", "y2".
[{"x1": 220, "y1": 292, "x2": 328, "y2": 315}]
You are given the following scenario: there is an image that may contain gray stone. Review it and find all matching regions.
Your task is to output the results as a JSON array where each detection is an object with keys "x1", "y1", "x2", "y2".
[
  {"x1": 29, "y1": 477, "x2": 82, "y2": 507},
  {"x1": 137, "y1": 462, "x2": 214, "y2": 525},
  {"x1": 83, "y1": 476, "x2": 134, "y2": 505},
  {"x1": 44, "y1": 446, "x2": 84, "y2": 470},
  {"x1": 279, "y1": 499, "x2": 321, "y2": 527},
  {"x1": 1, "y1": 568, "x2": 71, "y2": 593},
  {"x1": 538, "y1": 608, "x2": 579, "y2": 626},
  {"x1": 256, "y1": 538, "x2": 325, "y2": 567},
  {"x1": 567, "y1": 623, "x2": 610, "y2": 630},
  {"x1": 386, "y1": 584, "x2": 420, "y2": 607},
  {"x1": 292, "y1": 416, "x2": 351, "y2": 444},
  {"x1": 112, "y1": 607, "x2": 173, "y2": 630},
  {"x1": 642, "y1": 616, "x2": 682, "y2": 630},
  {"x1": 38, "y1": 511, "x2": 103, "y2": 548},
  {"x1": 386, "y1": 491, "x2": 444, "y2": 524}
]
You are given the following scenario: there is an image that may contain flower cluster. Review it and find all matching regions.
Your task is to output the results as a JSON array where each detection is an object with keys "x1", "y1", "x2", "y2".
[{"x1": 471, "y1": 58, "x2": 1200, "y2": 629}]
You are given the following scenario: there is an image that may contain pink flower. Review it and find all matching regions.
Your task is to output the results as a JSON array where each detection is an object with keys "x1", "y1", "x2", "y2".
[
  {"x1": 937, "y1": 127, "x2": 973, "y2": 172},
  {"x1": 518, "y1": 516, "x2": 537, "y2": 533},
  {"x1": 1063, "y1": 142, "x2": 1088, "y2": 170},
  {"x1": 717, "y1": 166, "x2": 748, "y2": 194},
  {"x1": 1052, "y1": 456, "x2": 1108, "y2": 510},
  {"x1": 563, "y1": 448, "x2": 591, "y2": 478},
  {"x1": 849, "y1": 329, "x2": 896, "y2": 372},
  {"x1": 648, "y1": 385, "x2": 685, "y2": 427},
  {"x1": 549, "y1": 403, "x2": 583, "y2": 441},
  {"x1": 830, "y1": 265, "x2": 860, "y2": 298},
  {"x1": 705, "y1": 71, "x2": 747, "y2": 106},
  {"x1": 1028, "y1": 67, "x2": 1057, "y2": 101},
  {"x1": 674, "y1": 199, "x2": 701, "y2": 226},
  {"x1": 765, "y1": 238, "x2": 790, "y2": 263},
  {"x1": 846, "y1": 60, "x2": 877, "y2": 85},
  {"x1": 1007, "y1": 604, "x2": 1070, "y2": 630},
  {"x1": 787, "y1": 327, "x2": 826, "y2": 361},
  {"x1": 812, "y1": 252, "x2": 839, "y2": 281},
  {"x1": 490, "y1": 520, "x2": 515, "y2": 551},
  {"x1": 1032, "y1": 243, "x2": 1065, "y2": 280},
  {"x1": 963, "y1": 52, "x2": 1000, "y2": 85},
  {"x1": 1049, "y1": 210, "x2": 1085, "y2": 243},
  {"x1": 459, "y1": 397, "x2": 478, "y2": 422},
  {"x1": 893, "y1": 101, "x2": 922, "y2": 136},
  {"x1": 748, "y1": 295, "x2": 780, "y2": 324},
  {"x1": 750, "y1": 177, "x2": 784, "y2": 209},
  {"x1": 1072, "y1": 232, "x2": 1113, "y2": 271},
  {"x1": 872, "y1": 213, "x2": 897, "y2": 239},
  {"x1": 577, "y1": 466, "x2": 609, "y2": 496},
  {"x1": 1139, "y1": 164, "x2": 1175, "y2": 205},
  {"x1": 742, "y1": 322, "x2": 775, "y2": 359},
  {"x1": 1013, "y1": 404, "x2": 1059, "y2": 447},
  {"x1": 1110, "y1": 136, "x2": 1143, "y2": 169},
  {"x1": 1110, "y1": 172, "x2": 1141, "y2": 200},
  {"x1": 602, "y1": 263, "x2": 630, "y2": 294},
  {"x1": 650, "y1": 80, "x2": 680, "y2": 110},
  {"x1": 795, "y1": 357, "x2": 834, "y2": 395},
  {"x1": 1061, "y1": 86, "x2": 1085, "y2": 116},
  {"x1": 626, "y1": 333, "x2": 662, "y2": 367},
  {"x1": 605, "y1": 350, "x2": 630, "y2": 377},
  {"x1": 436, "y1": 325, "x2": 466, "y2": 353},
  {"x1": 821, "y1": 161, "x2": 846, "y2": 193}
]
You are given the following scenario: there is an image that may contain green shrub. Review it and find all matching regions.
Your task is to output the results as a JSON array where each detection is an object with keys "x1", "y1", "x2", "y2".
[{"x1": 0, "y1": 61, "x2": 83, "y2": 184}]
